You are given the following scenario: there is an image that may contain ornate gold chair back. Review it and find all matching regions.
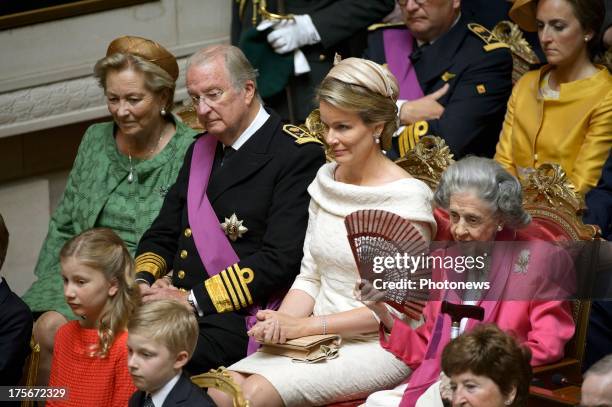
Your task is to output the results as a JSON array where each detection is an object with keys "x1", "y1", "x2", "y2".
[
  {"x1": 492, "y1": 20, "x2": 540, "y2": 84},
  {"x1": 394, "y1": 135, "x2": 454, "y2": 190},
  {"x1": 521, "y1": 164, "x2": 601, "y2": 404},
  {"x1": 521, "y1": 164, "x2": 601, "y2": 241}
]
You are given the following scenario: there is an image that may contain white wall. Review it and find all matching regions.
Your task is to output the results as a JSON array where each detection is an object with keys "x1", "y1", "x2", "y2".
[{"x1": 0, "y1": 0, "x2": 231, "y2": 138}]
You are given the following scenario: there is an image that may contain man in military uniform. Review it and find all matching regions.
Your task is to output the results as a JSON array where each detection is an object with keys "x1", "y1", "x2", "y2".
[
  {"x1": 135, "y1": 45, "x2": 325, "y2": 373},
  {"x1": 364, "y1": 0, "x2": 513, "y2": 158},
  {"x1": 232, "y1": 0, "x2": 395, "y2": 123}
]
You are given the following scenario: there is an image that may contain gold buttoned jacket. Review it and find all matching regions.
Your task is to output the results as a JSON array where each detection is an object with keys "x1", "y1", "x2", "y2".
[{"x1": 494, "y1": 65, "x2": 612, "y2": 195}]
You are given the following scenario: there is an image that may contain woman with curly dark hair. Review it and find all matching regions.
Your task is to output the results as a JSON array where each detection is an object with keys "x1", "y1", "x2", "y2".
[{"x1": 442, "y1": 324, "x2": 532, "y2": 407}]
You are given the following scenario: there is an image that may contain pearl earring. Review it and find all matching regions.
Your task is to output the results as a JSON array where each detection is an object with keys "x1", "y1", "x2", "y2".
[
  {"x1": 497, "y1": 224, "x2": 503, "y2": 232},
  {"x1": 584, "y1": 36, "x2": 590, "y2": 42},
  {"x1": 504, "y1": 400, "x2": 512, "y2": 405},
  {"x1": 374, "y1": 134, "x2": 381, "y2": 144},
  {"x1": 161, "y1": 107, "x2": 167, "y2": 116}
]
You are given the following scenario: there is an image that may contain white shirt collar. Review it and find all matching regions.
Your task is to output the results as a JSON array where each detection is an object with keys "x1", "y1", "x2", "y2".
[
  {"x1": 229, "y1": 104, "x2": 270, "y2": 151},
  {"x1": 150, "y1": 372, "x2": 181, "y2": 407}
]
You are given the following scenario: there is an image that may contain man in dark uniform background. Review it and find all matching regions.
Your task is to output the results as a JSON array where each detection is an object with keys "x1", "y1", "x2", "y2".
[
  {"x1": 364, "y1": 0, "x2": 513, "y2": 158},
  {"x1": 135, "y1": 45, "x2": 325, "y2": 374},
  {"x1": 231, "y1": 0, "x2": 395, "y2": 123}
]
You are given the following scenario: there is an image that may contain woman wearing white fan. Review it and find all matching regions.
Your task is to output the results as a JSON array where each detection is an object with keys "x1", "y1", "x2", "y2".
[{"x1": 210, "y1": 57, "x2": 437, "y2": 407}]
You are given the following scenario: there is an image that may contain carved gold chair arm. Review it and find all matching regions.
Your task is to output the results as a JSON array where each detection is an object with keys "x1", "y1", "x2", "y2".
[{"x1": 191, "y1": 367, "x2": 250, "y2": 407}]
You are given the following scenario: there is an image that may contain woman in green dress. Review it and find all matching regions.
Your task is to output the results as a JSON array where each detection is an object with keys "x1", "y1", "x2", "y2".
[{"x1": 22, "y1": 36, "x2": 198, "y2": 384}]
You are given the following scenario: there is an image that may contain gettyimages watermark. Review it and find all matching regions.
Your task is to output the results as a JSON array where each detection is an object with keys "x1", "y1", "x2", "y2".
[
  {"x1": 372, "y1": 252, "x2": 488, "y2": 274},
  {"x1": 356, "y1": 240, "x2": 612, "y2": 303},
  {"x1": 371, "y1": 252, "x2": 490, "y2": 292}
]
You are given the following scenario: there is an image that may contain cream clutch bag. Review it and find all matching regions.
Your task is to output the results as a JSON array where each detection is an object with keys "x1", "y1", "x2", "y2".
[{"x1": 258, "y1": 334, "x2": 342, "y2": 363}]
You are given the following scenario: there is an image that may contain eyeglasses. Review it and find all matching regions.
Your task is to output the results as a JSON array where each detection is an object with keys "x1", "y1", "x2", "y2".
[
  {"x1": 188, "y1": 88, "x2": 225, "y2": 108},
  {"x1": 397, "y1": 0, "x2": 427, "y2": 6}
]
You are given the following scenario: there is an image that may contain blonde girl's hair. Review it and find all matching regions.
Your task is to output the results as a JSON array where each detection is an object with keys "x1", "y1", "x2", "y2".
[{"x1": 60, "y1": 228, "x2": 140, "y2": 358}]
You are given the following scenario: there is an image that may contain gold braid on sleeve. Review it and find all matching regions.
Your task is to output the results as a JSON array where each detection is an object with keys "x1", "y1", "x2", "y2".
[
  {"x1": 206, "y1": 263, "x2": 255, "y2": 313},
  {"x1": 135, "y1": 252, "x2": 167, "y2": 279}
]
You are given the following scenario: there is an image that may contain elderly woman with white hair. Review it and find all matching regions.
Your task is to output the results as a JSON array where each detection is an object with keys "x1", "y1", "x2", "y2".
[
  {"x1": 209, "y1": 57, "x2": 437, "y2": 407},
  {"x1": 364, "y1": 157, "x2": 576, "y2": 407}
]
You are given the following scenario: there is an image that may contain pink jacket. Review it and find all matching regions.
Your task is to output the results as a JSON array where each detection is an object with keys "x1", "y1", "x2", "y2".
[{"x1": 381, "y1": 230, "x2": 576, "y2": 406}]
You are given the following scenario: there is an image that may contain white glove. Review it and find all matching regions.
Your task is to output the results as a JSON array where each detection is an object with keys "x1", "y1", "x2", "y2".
[
  {"x1": 293, "y1": 50, "x2": 310, "y2": 75},
  {"x1": 264, "y1": 14, "x2": 321, "y2": 54}
]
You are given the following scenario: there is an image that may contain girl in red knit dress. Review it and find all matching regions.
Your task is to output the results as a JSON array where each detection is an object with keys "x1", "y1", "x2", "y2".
[{"x1": 47, "y1": 228, "x2": 139, "y2": 406}]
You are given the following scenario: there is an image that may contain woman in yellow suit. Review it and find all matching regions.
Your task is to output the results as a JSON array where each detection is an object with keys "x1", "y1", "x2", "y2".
[{"x1": 495, "y1": 0, "x2": 612, "y2": 195}]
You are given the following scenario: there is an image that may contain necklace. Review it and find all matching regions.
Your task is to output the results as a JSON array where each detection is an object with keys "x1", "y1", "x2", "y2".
[
  {"x1": 127, "y1": 152, "x2": 135, "y2": 183},
  {"x1": 126, "y1": 127, "x2": 166, "y2": 184}
]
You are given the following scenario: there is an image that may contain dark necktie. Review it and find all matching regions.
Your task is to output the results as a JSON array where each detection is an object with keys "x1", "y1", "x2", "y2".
[
  {"x1": 220, "y1": 146, "x2": 235, "y2": 167},
  {"x1": 143, "y1": 394, "x2": 154, "y2": 407},
  {"x1": 410, "y1": 42, "x2": 430, "y2": 63}
]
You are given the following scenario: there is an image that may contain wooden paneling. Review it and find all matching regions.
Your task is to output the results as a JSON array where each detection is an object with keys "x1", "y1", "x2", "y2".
[
  {"x1": 0, "y1": 117, "x2": 107, "y2": 184},
  {"x1": 0, "y1": 0, "x2": 157, "y2": 30},
  {"x1": 0, "y1": 136, "x2": 23, "y2": 181}
]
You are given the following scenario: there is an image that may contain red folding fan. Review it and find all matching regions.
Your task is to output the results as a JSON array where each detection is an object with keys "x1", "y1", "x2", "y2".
[{"x1": 345, "y1": 209, "x2": 431, "y2": 320}]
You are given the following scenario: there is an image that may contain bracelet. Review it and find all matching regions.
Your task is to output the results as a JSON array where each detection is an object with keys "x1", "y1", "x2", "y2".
[{"x1": 321, "y1": 316, "x2": 327, "y2": 335}]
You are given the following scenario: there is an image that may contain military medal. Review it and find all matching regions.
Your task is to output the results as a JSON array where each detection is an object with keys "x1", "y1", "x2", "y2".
[{"x1": 221, "y1": 213, "x2": 248, "y2": 241}]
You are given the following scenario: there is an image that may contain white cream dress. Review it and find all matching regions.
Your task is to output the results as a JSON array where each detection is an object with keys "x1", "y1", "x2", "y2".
[{"x1": 230, "y1": 163, "x2": 437, "y2": 406}]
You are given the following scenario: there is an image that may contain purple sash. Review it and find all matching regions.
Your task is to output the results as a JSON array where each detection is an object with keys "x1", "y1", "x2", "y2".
[
  {"x1": 187, "y1": 135, "x2": 240, "y2": 273},
  {"x1": 383, "y1": 29, "x2": 424, "y2": 101},
  {"x1": 187, "y1": 135, "x2": 282, "y2": 355}
]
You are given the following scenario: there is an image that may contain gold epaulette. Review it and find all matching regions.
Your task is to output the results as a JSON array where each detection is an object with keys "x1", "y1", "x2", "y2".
[
  {"x1": 205, "y1": 263, "x2": 254, "y2": 313},
  {"x1": 135, "y1": 252, "x2": 167, "y2": 280},
  {"x1": 367, "y1": 21, "x2": 406, "y2": 32},
  {"x1": 467, "y1": 23, "x2": 511, "y2": 52},
  {"x1": 283, "y1": 124, "x2": 324, "y2": 146}
]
